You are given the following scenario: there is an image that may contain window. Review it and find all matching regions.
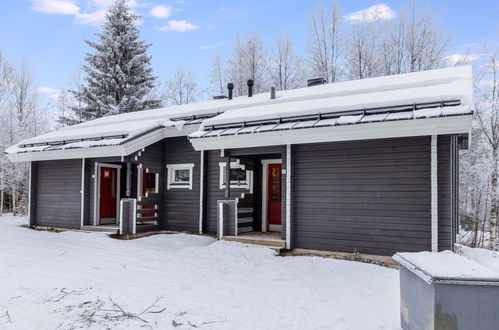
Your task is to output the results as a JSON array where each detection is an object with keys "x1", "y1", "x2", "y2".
[
  {"x1": 167, "y1": 163, "x2": 194, "y2": 189},
  {"x1": 140, "y1": 168, "x2": 159, "y2": 197},
  {"x1": 219, "y1": 161, "x2": 253, "y2": 191}
]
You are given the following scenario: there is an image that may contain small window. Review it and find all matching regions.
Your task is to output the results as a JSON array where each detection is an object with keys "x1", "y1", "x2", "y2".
[
  {"x1": 219, "y1": 162, "x2": 253, "y2": 191},
  {"x1": 167, "y1": 164, "x2": 194, "y2": 189},
  {"x1": 140, "y1": 168, "x2": 159, "y2": 197}
]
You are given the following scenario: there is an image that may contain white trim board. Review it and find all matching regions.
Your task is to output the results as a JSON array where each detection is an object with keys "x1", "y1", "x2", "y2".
[
  {"x1": 80, "y1": 158, "x2": 85, "y2": 228},
  {"x1": 199, "y1": 151, "x2": 205, "y2": 234},
  {"x1": 189, "y1": 115, "x2": 473, "y2": 151},
  {"x1": 260, "y1": 159, "x2": 282, "y2": 233},
  {"x1": 285, "y1": 144, "x2": 291, "y2": 250},
  {"x1": 431, "y1": 135, "x2": 438, "y2": 252},
  {"x1": 27, "y1": 161, "x2": 32, "y2": 224}
]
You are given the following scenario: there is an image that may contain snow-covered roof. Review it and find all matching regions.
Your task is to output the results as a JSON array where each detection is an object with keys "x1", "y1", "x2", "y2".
[
  {"x1": 192, "y1": 66, "x2": 473, "y2": 135},
  {"x1": 6, "y1": 66, "x2": 473, "y2": 161}
]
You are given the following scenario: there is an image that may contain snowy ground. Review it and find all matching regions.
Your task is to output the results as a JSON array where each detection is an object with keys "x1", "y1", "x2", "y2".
[{"x1": 0, "y1": 216, "x2": 400, "y2": 330}]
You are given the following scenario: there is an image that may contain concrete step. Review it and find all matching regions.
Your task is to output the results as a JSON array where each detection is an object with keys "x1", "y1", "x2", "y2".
[
  {"x1": 222, "y1": 236, "x2": 286, "y2": 249},
  {"x1": 81, "y1": 225, "x2": 119, "y2": 234}
]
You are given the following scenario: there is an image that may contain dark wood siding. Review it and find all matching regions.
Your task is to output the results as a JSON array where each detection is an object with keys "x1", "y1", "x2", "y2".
[
  {"x1": 34, "y1": 159, "x2": 82, "y2": 229},
  {"x1": 438, "y1": 135, "x2": 453, "y2": 251},
  {"x1": 292, "y1": 137, "x2": 433, "y2": 256},
  {"x1": 163, "y1": 137, "x2": 200, "y2": 232}
]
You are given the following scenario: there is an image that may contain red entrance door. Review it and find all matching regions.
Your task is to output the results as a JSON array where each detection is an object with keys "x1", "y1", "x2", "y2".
[
  {"x1": 267, "y1": 163, "x2": 282, "y2": 229},
  {"x1": 100, "y1": 167, "x2": 117, "y2": 223}
]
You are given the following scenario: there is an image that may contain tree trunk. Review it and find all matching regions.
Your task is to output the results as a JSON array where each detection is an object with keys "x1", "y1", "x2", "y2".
[
  {"x1": 0, "y1": 166, "x2": 3, "y2": 216},
  {"x1": 489, "y1": 145, "x2": 498, "y2": 250},
  {"x1": 11, "y1": 185, "x2": 16, "y2": 216}
]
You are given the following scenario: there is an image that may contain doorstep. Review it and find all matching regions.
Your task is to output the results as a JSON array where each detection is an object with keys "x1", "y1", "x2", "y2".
[
  {"x1": 81, "y1": 225, "x2": 119, "y2": 234},
  {"x1": 222, "y1": 233, "x2": 286, "y2": 249}
]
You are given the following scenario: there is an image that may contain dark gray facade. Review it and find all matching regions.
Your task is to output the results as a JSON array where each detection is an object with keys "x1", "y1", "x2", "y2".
[
  {"x1": 28, "y1": 134, "x2": 459, "y2": 256},
  {"x1": 291, "y1": 136, "x2": 457, "y2": 256},
  {"x1": 31, "y1": 159, "x2": 82, "y2": 229},
  {"x1": 163, "y1": 137, "x2": 201, "y2": 233}
]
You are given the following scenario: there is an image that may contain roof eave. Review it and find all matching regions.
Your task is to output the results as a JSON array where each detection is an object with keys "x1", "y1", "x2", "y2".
[
  {"x1": 6, "y1": 125, "x2": 199, "y2": 162},
  {"x1": 189, "y1": 115, "x2": 473, "y2": 151}
]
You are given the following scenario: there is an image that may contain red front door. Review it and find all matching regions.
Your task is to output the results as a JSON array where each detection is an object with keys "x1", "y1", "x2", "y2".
[
  {"x1": 267, "y1": 163, "x2": 282, "y2": 229},
  {"x1": 100, "y1": 167, "x2": 117, "y2": 222}
]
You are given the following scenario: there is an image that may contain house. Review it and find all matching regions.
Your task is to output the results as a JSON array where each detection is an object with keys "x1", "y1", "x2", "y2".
[{"x1": 5, "y1": 66, "x2": 473, "y2": 256}]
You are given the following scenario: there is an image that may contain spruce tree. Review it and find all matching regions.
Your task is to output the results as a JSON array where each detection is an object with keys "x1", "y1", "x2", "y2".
[{"x1": 66, "y1": 0, "x2": 160, "y2": 123}]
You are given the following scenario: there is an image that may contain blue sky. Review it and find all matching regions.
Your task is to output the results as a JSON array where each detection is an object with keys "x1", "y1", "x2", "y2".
[{"x1": 0, "y1": 0, "x2": 497, "y2": 100}]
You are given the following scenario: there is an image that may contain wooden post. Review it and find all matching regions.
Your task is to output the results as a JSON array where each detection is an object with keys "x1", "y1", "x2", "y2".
[
  {"x1": 225, "y1": 154, "x2": 231, "y2": 198},
  {"x1": 126, "y1": 160, "x2": 131, "y2": 197}
]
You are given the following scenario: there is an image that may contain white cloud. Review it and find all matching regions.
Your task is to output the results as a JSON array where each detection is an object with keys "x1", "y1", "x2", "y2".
[
  {"x1": 37, "y1": 87, "x2": 60, "y2": 94},
  {"x1": 76, "y1": 9, "x2": 107, "y2": 25},
  {"x1": 37, "y1": 87, "x2": 61, "y2": 100},
  {"x1": 345, "y1": 4, "x2": 396, "y2": 22},
  {"x1": 200, "y1": 41, "x2": 224, "y2": 50},
  {"x1": 156, "y1": 20, "x2": 199, "y2": 32},
  {"x1": 149, "y1": 5, "x2": 172, "y2": 18},
  {"x1": 31, "y1": 0, "x2": 80, "y2": 15},
  {"x1": 30, "y1": 0, "x2": 140, "y2": 25},
  {"x1": 445, "y1": 53, "x2": 483, "y2": 65}
]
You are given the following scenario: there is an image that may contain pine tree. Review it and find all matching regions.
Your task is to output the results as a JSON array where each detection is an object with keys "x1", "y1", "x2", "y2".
[{"x1": 66, "y1": 0, "x2": 160, "y2": 123}]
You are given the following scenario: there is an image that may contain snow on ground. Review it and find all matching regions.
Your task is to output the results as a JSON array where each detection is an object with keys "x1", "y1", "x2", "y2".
[
  {"x1": 457, "y1": 244, "x2": 499, "y2": 274},
  {"x1": 0, "y1": 216, "x2": 400, "y2": 330}
]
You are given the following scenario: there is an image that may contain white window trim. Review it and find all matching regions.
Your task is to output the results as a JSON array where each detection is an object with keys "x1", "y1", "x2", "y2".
[
  {"x1": 167, "y1": 163, "x2": 194, "y2": 190},
  {"x1": 219, "y1": 161, "x2": 253, "y2": 191},
  {"x1": 431, "y1": 135, "x2": 438, "y2": 252}
]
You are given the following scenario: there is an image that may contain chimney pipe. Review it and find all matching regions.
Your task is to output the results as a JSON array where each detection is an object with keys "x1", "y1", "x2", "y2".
[
  {"x1": 270, "y1": 86, "x2": 276, "y2": 100},
  {"x1": 247, "y1": 79, "x2": 254, "y2": 97},
  {"x1": 227, "y1": 83, "x2": 234, "y2": 100}
]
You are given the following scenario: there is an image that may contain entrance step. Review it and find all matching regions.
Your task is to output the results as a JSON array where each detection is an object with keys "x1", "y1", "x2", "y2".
[
  {"x1": 222, "y1": 235, "x2": 286, "y2": 249},
  {"x1": 81, "y1": 225, "x2": 119, "y2": 234}
]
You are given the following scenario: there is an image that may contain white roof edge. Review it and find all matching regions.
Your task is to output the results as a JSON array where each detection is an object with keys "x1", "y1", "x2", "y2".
[
  {"x1": 6, "y1": 125, "x2": 198, "y2": 162},
  {"x1": 189, "y1": 115, "x2": 473, "y2": 151}
]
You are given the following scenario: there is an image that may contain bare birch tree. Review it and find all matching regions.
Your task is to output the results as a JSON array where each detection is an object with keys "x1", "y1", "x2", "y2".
[
  {"x1": 209, "y1": 53, "x2": 226, "y2": 96},
  {"x1": 0, "y1": 52, "x2": 14, "y2": 216},
  {"x1": 163, "y1": 68, "x2": 199, "y2": 105},
  {"x1": 226, "y1": 34, "x2": 268, "y2": 96},
  {"x1": 268, "y1": 36, "x2": 305, "y2": 90},
  {"x1": 403, "y1": 1, "x2": 448, "y2": 72},
  {"x1": 58, "y1": 70, "x2": 89, "y2": 126},
  {"x1": 226, "y1": 36, "x2": 246, "y2": 97},
  {"x1": 347, "y1": 20, "x2": 381, "y2": 79},
  {"x1": 0, "y1": 62, "x2": 44, "y2": 215},
  {"x1": 307, "y1": 1, "x2": 343, "y2": 82},
  {"x1": 474, "y1": 52, "x2": 499, "y2": 249}
]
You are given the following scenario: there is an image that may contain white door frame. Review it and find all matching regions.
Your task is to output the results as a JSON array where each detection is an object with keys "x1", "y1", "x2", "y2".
[
  {"x1": 261, "y1": 159, "x2": 282, "y2": 232},
  {"x1": 94, "y1": 163, "x2": 122, "y2": 226}
]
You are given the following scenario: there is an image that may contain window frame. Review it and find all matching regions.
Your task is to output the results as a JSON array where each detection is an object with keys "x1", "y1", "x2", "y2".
[
  {"x1": 139, "y1": 168, "x2": 159, "y2": 198},
  {"x1": 219, "y1": 161, "x2": 253, "y2": 191},
  {"x1": 167, "y1": 163, "x2": 194, "y2": 190}
]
